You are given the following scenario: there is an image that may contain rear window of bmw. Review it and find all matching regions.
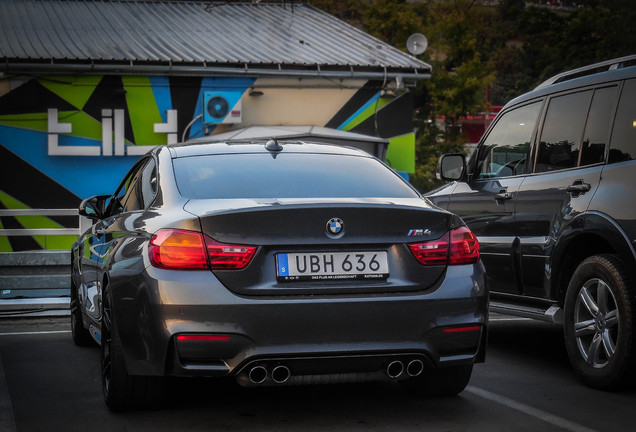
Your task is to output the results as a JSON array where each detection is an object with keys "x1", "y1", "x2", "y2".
[{"x1": 173, "y1": 153, "x2": 418, "y2": 199}]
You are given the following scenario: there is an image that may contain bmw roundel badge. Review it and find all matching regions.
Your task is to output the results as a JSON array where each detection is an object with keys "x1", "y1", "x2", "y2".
[{"x1": 326, "y1": 217, "x2": 344, "y2": 238}]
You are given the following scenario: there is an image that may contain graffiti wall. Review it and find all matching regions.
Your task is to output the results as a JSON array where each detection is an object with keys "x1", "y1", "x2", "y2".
[{"x1": 0, "y1": 74, "x2": 415, "y2": 251}]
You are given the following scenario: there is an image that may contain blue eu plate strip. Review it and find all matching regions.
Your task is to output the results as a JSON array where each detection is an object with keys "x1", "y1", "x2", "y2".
[{"x1": 277, "y1": 254, "x2": 289, "y2": 276}]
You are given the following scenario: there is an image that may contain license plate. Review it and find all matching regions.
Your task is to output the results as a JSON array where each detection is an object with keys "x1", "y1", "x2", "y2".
[{"x1": 276, "y1": 251, "x2": 389, "y2": 281}]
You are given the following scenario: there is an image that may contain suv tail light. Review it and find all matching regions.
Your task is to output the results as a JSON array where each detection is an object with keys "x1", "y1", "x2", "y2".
[
  {"x1": 408, "y1": 226, "x2": 479, "y2": 266},
  {"x1": 149, "y1": 229, "x2": 256, "y2": 271}
]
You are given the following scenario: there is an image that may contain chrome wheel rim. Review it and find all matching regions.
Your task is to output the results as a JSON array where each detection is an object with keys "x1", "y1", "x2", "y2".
[{"x1": 573, "y1": 278, "x2": 619, "y2": 368}]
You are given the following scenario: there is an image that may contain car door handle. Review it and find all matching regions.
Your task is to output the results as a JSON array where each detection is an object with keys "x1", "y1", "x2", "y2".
[
  {"x1": 494, "y1": 190, "x2": 513, "y2": 201},
  {"x1": 566, "y1": 181, "x2": 591, "y2": 195}
]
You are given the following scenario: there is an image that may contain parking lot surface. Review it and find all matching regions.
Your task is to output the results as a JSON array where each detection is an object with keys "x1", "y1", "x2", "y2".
[{"x1": 1, "y1": 315, "x2": 635, "y2": 432}]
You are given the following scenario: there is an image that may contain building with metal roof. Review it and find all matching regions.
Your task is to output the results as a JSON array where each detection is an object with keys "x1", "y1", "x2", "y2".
[
  {"x1": 0, "y1": 0, "x2": 430, "y2": 81},
  {"x1": 0, "y1": 0, "x2": 431, "y2": 254}
]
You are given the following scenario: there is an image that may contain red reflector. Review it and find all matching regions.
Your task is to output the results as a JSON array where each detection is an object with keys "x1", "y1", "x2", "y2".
[
  {"x1": 442, "y1": 326, "x2": 481, "y2": 334},
  {"x1": 204, "y1": 236, "x2": 257, "y2": 270},
  {"x1": 408, "y1": 226, "x2": 479, "y2": 266},
  {"x1": 176, "y1": 335, "x2": 231, "y2": 342},
  {"x1": 149, "y1": 229, "x2": 208, "y2": 270}
]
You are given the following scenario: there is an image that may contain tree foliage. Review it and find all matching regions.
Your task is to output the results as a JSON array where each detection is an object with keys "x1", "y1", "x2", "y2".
[{"x1": 307, "y1": 0, "x2": 636, "y2": 192}]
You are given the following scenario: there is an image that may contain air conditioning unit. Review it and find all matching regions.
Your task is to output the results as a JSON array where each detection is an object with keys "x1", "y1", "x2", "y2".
[{"x1": 203, "y1": 91, "x2": 243, "y2": 124}]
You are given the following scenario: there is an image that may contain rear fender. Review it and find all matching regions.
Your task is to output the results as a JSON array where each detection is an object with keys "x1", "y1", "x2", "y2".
[{"x1": 550, "y1": 211, "x2": 636, "y2": 304}]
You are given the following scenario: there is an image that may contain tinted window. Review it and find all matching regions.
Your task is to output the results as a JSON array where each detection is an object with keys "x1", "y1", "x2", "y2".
[
  {"x1": 120, "y1": 165, "x2": 145, "y2": 212},
  {"x1": 140, "y1": 159, "x2": 157, "y2": 208},
  {"x1": 112, "y1": 159, "x2": 154, "y2": 213},
  {"x1": 173, "y1": 153, "x2": 418, "y2": 199},
  {"x1": 609, "y1": 78, "x2": 636, "y2": 163},
  {"x1": 535, "y1": 91, "x2": 592, "y2": 172},
  {"x1": 475, "y1": 101, "x2": 541, "y2": 179},
  {"x1": 580, "y1": 86, "x2": 617, "y2": 166}
]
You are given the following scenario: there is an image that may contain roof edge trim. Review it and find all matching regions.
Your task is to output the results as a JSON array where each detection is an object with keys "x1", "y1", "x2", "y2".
[{"x1": 1, "y1": 61, "x2": 431, "y2": 81}]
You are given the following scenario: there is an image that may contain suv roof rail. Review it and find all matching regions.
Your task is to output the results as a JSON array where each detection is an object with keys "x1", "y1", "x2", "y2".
[{"x1": 534, "y1": 54, "x2": 636, "y2": 90}]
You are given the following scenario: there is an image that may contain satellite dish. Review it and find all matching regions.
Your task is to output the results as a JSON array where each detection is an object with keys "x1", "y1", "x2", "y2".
[{"x1": 406, "y1": 33, "x2": 428, "y2": 55}]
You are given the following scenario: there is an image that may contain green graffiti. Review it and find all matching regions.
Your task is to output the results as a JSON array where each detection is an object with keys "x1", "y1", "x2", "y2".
[
  {"x1": 385, "y1": 133, "x2": 415, "y2": 173},
  {"x1": 39, "y1": 75, "x2": 102, "y2": 110},
  {"x1": 0, "y1": 112, "x2": 48, "y2": 132},
  {"x1": 0, "y1": 218, "x2": 12, "y2": 252},
  {"x1": 341, "y1": 96, "x2": 389, "y2": 131},
  {"x1": 122, "y1": 76, "x2": 167, "y2": 146}
]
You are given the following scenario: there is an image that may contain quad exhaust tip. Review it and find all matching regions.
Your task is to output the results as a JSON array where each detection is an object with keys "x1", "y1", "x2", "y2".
[
  {"x1": 246, "y1": 357, "x2": 424, "y2": 385},
  {"x1": 386, "y1": 360, "x2": 405, "y2": 379},
  {"x1": 407, "y1": 359, "x2": 424, "y2": 377},
  {"x1": 271, "y1": 365, "x2": 291, "y2": 384},
  {"x1": 247, "y1": 364, "x2": 291, "y2": 385},
  {"x1": 386, "y1": 359, "x2": 424, "y2": 379},
  {"x1": 248, "y1": 365, "x2": 268, "y2": 384}
]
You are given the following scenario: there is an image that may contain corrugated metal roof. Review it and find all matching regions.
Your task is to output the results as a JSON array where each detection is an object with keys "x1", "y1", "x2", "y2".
[{"x1": 0, "y1": 0, "x2": 431, "y2": 80}]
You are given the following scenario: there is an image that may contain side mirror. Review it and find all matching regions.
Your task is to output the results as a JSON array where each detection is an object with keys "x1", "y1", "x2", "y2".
[
  {"x1": 78, "y1": 195, "x2": 110, "y2": 220},
  {"x1": 437, "y1": 154, "x2": 466, "y2": 181}
]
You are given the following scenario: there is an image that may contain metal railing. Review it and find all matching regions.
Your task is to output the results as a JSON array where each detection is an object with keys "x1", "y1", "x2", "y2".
[
  {"x1": 0, "y1": 208, "x2": 80, "y2": 237},
  {"x1": 0, "y1": 209, "x2": 80, "y2": 316}
]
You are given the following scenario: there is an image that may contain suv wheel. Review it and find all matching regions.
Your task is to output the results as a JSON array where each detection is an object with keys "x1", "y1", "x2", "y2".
[
  {"x1": 563, "y1": 255, "x2": 636, "y2": 390},
  {"x1": 101, "y1": 283, "x2": 165, "y2": 411}
]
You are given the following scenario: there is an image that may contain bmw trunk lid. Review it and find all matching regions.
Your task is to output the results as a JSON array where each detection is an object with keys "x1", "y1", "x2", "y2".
[{"x1": 184, "y1": 198, "x2": 456, "y2": 296}]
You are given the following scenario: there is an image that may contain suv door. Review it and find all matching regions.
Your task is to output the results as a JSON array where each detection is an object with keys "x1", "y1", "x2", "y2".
[
  {"x1": 429, "y1": 101, "x2": 542, "y2": 294},
  {"x1": 514, "y1": 85, "x2": 618, "y2": 299}
]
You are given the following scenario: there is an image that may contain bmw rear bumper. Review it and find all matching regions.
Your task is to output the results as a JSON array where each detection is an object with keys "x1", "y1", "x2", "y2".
[{"x1": 110, "y1": 263, "x2": 488, "y2": 381}]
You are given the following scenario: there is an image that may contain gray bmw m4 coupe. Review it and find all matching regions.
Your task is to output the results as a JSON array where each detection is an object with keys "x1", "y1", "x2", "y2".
[{"x1": 70, "y1": 140, "x2": 487, "y2": 410}]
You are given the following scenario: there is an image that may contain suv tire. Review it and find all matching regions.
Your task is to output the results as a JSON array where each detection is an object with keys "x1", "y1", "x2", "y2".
[{"x1": 563, "y1": 255, "x2": 636, "y2": 390}]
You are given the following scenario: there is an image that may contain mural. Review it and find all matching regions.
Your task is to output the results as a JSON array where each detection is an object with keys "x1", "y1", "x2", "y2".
[{"x1": 0, "y1": 75, "x2": 414, "y2": 251}]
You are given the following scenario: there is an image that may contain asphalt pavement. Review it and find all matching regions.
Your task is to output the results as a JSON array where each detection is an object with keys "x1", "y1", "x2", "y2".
[{"x1": 0, "y1": 315, "x2": 635, "y2": 432}]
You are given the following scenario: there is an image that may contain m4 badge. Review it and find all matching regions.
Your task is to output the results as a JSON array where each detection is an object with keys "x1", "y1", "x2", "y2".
[{"x1": 407, "y1": 229, "x2": 431, "y2": 237}]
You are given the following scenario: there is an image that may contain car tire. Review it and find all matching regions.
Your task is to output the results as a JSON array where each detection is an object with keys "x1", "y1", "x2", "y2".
[
  {"x1": 563, "y1": 254, "x2": 636, "y2": 390},
  {"x1": 101, "y1": 284, "x2": 165, "y2": 411},
  {"x1": 400, "y1": 364, "x2": 473, "y2": 397},
  {"x1": 70, "y1": 279, "x2": 94, "y2": 347}
]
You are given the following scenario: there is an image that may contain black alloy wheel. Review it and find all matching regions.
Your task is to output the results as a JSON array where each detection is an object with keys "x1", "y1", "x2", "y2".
[
  {"x1": 70, "y1": 278, "x2": 94, "y2": 346},
  {"x1": 100, "y1": 283, "x2": 165, "y2": 411},
  {"x1": 563, "y1": 254, "x2": 636, "y2": 390}
]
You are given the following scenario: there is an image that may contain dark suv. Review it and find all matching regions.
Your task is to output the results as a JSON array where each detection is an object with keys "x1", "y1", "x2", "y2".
[{"x1": 428, "y1": 55, "x2": 636, "y2": 390}]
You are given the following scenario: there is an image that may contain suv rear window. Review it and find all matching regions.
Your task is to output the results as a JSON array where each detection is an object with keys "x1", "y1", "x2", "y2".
[
  {"x1": 609, "y1": 78, "x2": 636, "y2": 163},
  {"x1": 173, "y1": 153, "x2": 419, "y2": 199},
  {"x1": 535, "y1": 91, "x2": 592, "y2": 172},
  {"x1": 535, "y1": 86, "x2": 617, "y2": 172}
]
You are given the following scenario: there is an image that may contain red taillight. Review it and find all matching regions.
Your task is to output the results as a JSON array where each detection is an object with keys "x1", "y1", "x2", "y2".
[
  {"x1": 408, "y1": 226, "x2": 479, "y2": 266},
  {"x1": 149, "y1": 229, "x2": 208, "y2": 269},
  {"x1": 204, "y1": 236, "x2": 257, "y2": 270},
  {"x1": 408, "y1": 232, "x2": 450, "y2": 266},
  {"x1": 149, "y1": 229, "x2": 257, "y2": 271},
  {"x1": 449, "y1": 226, "x2": 480, "y2": 265}
]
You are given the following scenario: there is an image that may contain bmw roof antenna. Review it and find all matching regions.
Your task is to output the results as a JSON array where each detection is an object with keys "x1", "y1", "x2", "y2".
[{"x1": 265, "y1": 138, "x2": 283, "y2": 152}]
